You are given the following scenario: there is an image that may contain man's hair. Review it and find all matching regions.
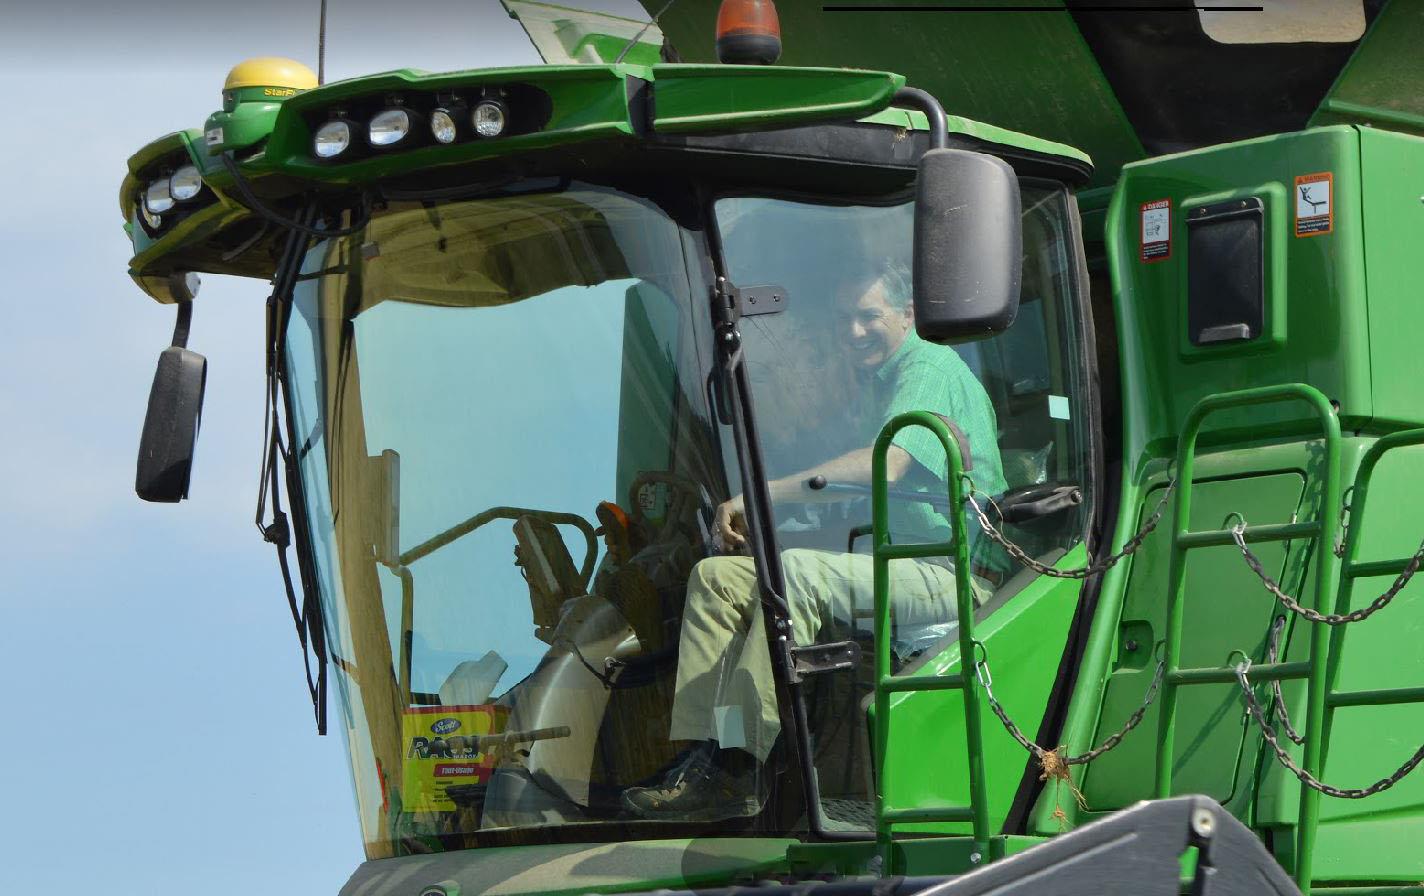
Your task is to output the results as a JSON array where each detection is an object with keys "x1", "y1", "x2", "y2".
[{"x1": 841, "y1": 257, "x2": 914, "y2": 314}]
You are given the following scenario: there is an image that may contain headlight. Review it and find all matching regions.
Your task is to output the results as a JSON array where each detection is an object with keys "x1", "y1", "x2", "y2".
[
  {"x1": 169, "y1": 165, "x2": 203, "y2": 202},
  {"x1": 314, "y1": 120, "x2": 352, "y2": 159},
  {"x1": 144, "y1": 178, "x2": 175, "y2": 215},
  {"x1": 140, "y1": 203, "x2": 163, "y2": 230},
  {"x1": 472, "y1": 100, "x2": 507, "y2": 138},
  {"x1": 431, "y1": 108, "x2": 458, "y2": 145},
  {"x1": 369, "y1": 109, "x2": 411, "y2": 147}
]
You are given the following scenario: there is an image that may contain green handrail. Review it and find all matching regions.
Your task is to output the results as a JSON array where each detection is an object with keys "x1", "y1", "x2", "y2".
[
  {"x1": 871, "y1": 411, "x2": 992, "y2": 873},
  {"x1": 1154, "y1": 383, "x2": 1342, "y2": 894}
]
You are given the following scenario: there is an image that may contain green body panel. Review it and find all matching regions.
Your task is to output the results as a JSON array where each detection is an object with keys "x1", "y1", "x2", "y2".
[
  {"x1": 205, "y1": 85, "x2": 296, "y2": 154},
  {"x1": 881, "y1": 546, "x2": 1083, "y2": 836},
  {"x1": 1080, "y1": 468, "x2": 1306, "y2": 812},
  {"x1": 1311, "y1": 0, "x2": 1424, "y2": 136},
  {"x1": 640, "y1": 0, "x2": 1141, "y2": 190},
  {"x1": 338, "y1": 837, "x2": 796, "y2": 895},
  {"x1": 650, "y1": 65, "x2": 904, "y2": 134}
]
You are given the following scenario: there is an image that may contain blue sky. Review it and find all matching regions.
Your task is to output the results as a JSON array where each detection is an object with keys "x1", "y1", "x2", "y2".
[{"x1": 0, "y1": 1, "x2": 645, "y2": 891}]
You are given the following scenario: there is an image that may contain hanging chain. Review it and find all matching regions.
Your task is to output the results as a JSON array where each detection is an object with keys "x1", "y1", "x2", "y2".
[
  {"x1": 1231, "y1": 521, "x2": 1424, "y2": 625},
  {"x1": 1265, "y1": 616, "x2": 1306, "y2": 746},
  {"x1": 965, "y1": 478, "x2": 1176, "y2": 579},
  {"x1": 1235, "y1": 658, "x2": 1424, "y2": 799},
  {"x1": 1332, "y1": 486, "x2": 1354, "y2": 559},
  {"x1": 975, "y1": 642, "x2": 1167, "y2": 767}
]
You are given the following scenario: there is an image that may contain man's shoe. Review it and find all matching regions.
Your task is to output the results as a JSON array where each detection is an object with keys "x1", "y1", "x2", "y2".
[{"x1": 621, "y1": 748, "x2": 761, "y2": 821}]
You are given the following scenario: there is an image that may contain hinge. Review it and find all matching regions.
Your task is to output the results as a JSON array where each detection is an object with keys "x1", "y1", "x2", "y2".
[{"x1": 714, "y1": 277, "x2": 789, "y2": 331}]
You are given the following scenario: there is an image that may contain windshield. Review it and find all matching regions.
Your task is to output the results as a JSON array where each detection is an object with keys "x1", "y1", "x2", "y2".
[{"x1": 285, "y1": 183, "x2": 782, "y2": 856}]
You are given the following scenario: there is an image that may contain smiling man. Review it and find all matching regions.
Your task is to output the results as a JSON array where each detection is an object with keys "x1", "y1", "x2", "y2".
[{"x1": 622, "y1": 259, "x2": 1007, "y2": 821}]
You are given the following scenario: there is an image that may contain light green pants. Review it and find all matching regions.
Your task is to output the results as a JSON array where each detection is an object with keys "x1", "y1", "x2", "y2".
[{"x1": 668, "y1": 548, "x2": 966, "y2": 762}]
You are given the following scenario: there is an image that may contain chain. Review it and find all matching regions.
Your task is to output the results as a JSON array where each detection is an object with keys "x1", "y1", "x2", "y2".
[
  {"x1": 1332, "y1": 486, "x2": 1354, "y2": 559},
  {"x1": 1235, "y1": 658, "x2": 1424, "y2": 799},
  {"x1": 965, "y1": 478, "x2": 1176, "y2": 579},
  {"x1": 975, "y1": 643, "x2": 1167, "y2": 766},
  {"x1": 1231, "y1": 522, "x2": 1424, "y2": 625},
  {"x1": 1265, "y1": 616, "x2": 1305, "y2": 746}
]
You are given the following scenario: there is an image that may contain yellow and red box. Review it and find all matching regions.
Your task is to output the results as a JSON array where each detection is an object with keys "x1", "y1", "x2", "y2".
[{"x1": 401, "y1": 704, "x2": 509, "y2": 813}]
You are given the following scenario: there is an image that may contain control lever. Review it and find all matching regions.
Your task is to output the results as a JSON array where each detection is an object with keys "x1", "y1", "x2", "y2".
[{"x1": 997, "y1": 484, "x2": 1082, "y2": 524}]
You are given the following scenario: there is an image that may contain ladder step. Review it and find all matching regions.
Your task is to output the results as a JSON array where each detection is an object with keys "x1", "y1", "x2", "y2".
[
  {"x1": 877, "y1": 542, "x2": 954, "y2": 561},
  {"x1": 1176, "y1": 520, "x2": 1320, "y2": 550},
  {"x1": 1168, "y1": 660, "x2": 1311, "y2": 685},
  {"x1": 880, "y1": 673, "x2": 965, "y2": 694},
  {"x1": 1329, "y1": 685, "x2": 1424, "y2": 707},
  {"x1": 1344, "y1": 558, "x2": 1415, "y2": 579},
  {"x1": 881, "y1": 806, "x2": 976, "y2": 825}
]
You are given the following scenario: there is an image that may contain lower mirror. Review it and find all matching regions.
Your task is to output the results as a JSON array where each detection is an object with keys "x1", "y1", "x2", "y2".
[{"x1": 135, "y1": 345, "x2": 207, "y2": 502}]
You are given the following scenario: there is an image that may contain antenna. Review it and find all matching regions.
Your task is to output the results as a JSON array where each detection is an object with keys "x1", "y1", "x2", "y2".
[
  {"x1": 615, "y1": 0, "x2": 676, "y2": 65},
  {"x1": 318, "y1": 0, "x2": 328, "y2": 85}
]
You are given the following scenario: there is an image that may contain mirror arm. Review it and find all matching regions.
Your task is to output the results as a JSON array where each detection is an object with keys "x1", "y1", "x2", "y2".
[{"x1": 891, "y1": 86, "x2": 948, "y2": 151}]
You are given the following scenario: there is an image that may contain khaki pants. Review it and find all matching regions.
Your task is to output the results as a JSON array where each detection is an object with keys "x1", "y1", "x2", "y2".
[{"x1": 668, "y1": 548, "x2": 968, "y2": 762}]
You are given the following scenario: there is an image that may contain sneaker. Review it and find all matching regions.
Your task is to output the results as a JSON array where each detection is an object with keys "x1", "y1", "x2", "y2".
[{"x1": 621, "y1": 747, "x2": 761, "y2": 822}]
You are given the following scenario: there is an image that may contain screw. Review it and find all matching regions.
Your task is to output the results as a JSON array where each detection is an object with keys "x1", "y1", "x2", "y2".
[
  {"x1": 969, "y1": 851, "x2": 982, "y2": 865},
  {"x1": 1191, "y1": 807, "x2": 1215, "y2": 839},
  {"x1": 1125, "y1": 640, "x2": 1140, "y2": 652}
]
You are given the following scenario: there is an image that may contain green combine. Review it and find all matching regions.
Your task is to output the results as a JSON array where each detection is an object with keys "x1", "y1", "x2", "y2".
[{"x1": 122, "y1": 1, "x2": 1424, "y2": 893}]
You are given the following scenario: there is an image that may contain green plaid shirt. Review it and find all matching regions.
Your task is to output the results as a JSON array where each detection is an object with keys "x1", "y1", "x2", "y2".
[{"x1": 865, "y1": 331, "x2": 1008, "y2": 557}]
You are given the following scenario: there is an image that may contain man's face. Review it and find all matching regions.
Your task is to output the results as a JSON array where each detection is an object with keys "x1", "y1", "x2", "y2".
[{"x1": 840, "y1": 280, "x2": 912, "y2": 370}]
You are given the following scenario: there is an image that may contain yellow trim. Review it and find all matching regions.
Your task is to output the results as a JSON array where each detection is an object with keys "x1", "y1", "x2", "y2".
[{"x1": 224, "y1": 57, "x2": 318, "y2": 91}]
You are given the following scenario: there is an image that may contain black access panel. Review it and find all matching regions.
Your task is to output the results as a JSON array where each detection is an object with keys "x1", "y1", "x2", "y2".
[{"x1": 1186, "y1": 197, "x2": 1265, "y2": 346}]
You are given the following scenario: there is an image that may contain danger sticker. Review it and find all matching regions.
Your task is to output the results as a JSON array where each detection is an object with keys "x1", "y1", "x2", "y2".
[
  {"x1": 1295, "y1": 172, "x2": 1333, "y2": 237},
  {"x1": 1140, "y1": 199, "x2": 1171, "y2": 262}
]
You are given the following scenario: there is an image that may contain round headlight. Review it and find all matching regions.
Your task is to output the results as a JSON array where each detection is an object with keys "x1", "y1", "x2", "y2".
[
  {"x1": 144, "y1": 178, "x2": 175, "y2": 215},
  {"x1": 431, "y1": 108, "x2": 458, "y2": 145},
  {"x1": 140, "y1": 203, "x2": 163, "y2": 230},
  {"x1": 369, "y1": 109, "x2": 411, "y2": 147},
  {"x1": 169, "y1": 165, "x2": 203, "y2": 202},
  {"x1": 472, "y1": 100, "x2": 507, "y2": 138},
  {"x1": 314, "y1": 120, "x2": 352, "y2": 159}
]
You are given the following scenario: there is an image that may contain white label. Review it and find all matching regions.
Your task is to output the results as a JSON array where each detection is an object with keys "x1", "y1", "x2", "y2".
[
  {"x1": 1142, "y1": 206, "x2": 1169, "y2": 244},
  {"x1": 713, "y1": 705, "x2": 746, "y2": 750},
  {"x1": 1048, "y1": 394, "x2": 1071, "y2": 420},
  {"x1": 1295, "y1": 172, "x2": 1333, "y2": 237},
  {"x1": 205, "y1": 127, "x2": 224, "y2": 146}
]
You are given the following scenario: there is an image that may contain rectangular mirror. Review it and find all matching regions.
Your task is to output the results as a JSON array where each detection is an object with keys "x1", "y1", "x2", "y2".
[
  {"x1": 913, "y1": 148, "x2": 1023, "y2": 341},
  {"x1": 135, "y1": 345, "x2": 207, "y2": 502}
]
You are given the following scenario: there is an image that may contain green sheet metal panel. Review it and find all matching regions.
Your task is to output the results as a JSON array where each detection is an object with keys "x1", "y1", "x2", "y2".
[
  {"x1": 1107, "y1": 127, "x2": 1371, "y2": 466},
  {"x1": 641, "y1": 0, "x2": 1141, "y2": 190},
  {"x1": 880, "y1": 549, "x2": 1083, "y2": 836},
  {"x1": 1358, "y1": 127, "x2": 1424, "y2": 431},
  {"x1": 1304, "y1": 440, "x2": 1424, "y2": 882},
  {"x1": 1311, "y1": 0, "x2": 1424, "y2": 136},
  {"x1": 1080, "y1": 470, "x2": 1305, "y2": 810},
  {"x1": 650, "y1": 65, "x2": 905, "y2": 133}
]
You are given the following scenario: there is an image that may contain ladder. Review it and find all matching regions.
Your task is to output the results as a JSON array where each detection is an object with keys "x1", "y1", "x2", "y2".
[
  {"x1": 1156, "y1": 383, "x2": 1424, "y2": 893},
  {"x1": 870, "y1": 410, "x2": 994, "y2": 873}
]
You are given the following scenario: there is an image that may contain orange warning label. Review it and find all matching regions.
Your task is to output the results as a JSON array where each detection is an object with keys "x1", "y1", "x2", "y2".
[{"x1": 1295, "y1": 172, "x2": 1333, "y2": 237}]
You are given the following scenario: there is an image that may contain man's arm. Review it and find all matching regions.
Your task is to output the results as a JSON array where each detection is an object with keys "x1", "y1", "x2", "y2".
[{"x1": 715, "y1": 446, "x2": 914, "y2": 552}]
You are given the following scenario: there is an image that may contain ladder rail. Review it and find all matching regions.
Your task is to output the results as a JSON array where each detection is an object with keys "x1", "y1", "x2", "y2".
[
  {"x1": 872, "y1": 411, "x2": 992, "y2": 872},
  {"x1": 1153, "y1": 383, "x2": 1342, "y2": 895}
]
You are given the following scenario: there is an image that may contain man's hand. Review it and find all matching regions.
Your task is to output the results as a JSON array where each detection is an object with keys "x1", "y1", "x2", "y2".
[{"x1": 715, "y1": 496, "x2": 750, "y2": 555}]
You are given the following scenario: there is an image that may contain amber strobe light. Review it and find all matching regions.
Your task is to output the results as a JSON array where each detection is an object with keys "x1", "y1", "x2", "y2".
[{"x1": 715, "y1": 0, "x2": 782, "y2": 65}]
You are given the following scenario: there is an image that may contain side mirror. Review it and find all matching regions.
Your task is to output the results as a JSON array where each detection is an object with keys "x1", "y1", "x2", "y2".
[
  {"x1": 136, "y1": 344, "x2": 207, "y2": 503},
  {"x1": 136, "y1": 275, "x2": 206, "y2": 503},
  {"x1": 912, "y1": 148, "x2": 1022, "y2": 340}
]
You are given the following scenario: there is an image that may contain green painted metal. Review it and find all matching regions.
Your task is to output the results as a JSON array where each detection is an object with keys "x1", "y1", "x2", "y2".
[
  {"x1": 650, "y1": 65, "x2": 904, "y2": 133},
  {"x1": 870, "y1": 411, "x2": 992, "y2": 872},
  {"x1": 1311, "y1": 0, "x2": 1424, "y2": 137},
  {"x1": 640, "y1": 0, "x2": 1142, "y2": 189},
  {"x1": 1154, "y1": 384, "x2": 1342, "y2": 893}
]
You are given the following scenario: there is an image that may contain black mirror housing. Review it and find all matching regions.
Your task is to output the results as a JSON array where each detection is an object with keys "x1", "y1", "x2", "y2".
[
  {"x1": 136, "y1": 345, "x2": 207, "y2": 502},
  {"x1": 913, "y1": 148, "x2": 1023, "y2": 341}
]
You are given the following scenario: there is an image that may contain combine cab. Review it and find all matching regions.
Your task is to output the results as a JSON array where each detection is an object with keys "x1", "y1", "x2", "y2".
[{"x1": 122, "y1": 2, "x2": 1424, "y2": 893}]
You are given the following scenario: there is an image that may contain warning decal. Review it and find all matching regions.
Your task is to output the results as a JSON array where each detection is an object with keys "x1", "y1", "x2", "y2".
[
  {"x1": 1295, "y1": 172, "x2": 1333, "y2": 237},
  {"x1": 1141, "y1": 198, "x2": 1171, "y2": 262}
]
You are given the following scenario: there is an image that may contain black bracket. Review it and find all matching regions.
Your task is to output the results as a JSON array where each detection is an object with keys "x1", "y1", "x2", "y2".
[
  {"x1": 714, "y1": 277, "x2": 789, "y2": 334},
  {"x1": 791, "y1": 639, "x2": 862, "y2": 680}
]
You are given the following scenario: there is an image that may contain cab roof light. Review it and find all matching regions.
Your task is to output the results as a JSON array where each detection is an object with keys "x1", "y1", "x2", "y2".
[
  {"x1": 169, "y1": 165, "x2": 203, "y2": 202},
  {"x1": 715, "y1": 0, "x2": 782, "y2": 65},
  {"x1": 314, "y1": 113, "x2": 359, "y2": 160},
  {"x1": 472, "y1": 97, "x2": 507, "y2": 138},
  {"x1": 369, "y1": 99, "x2": 426, "y2": 150}
]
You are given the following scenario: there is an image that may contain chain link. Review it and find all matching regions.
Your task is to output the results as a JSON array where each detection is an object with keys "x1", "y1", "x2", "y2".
[
  {"x1": 1231, "y1": 522, "x2": 1424, "y2": 625},
  {"x1": 1265, "y1": 616, "x2": 1306, "y2": 746},
  {"x1": 1235, "y1": 658, "x2": 1424, "y2": 799},
  {"x1": 976, "y1": 643, "x2": 1167, "y2": 766},
  {"x1": 965, "y1": 478, "x2": 1176, "y2": 580}
]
